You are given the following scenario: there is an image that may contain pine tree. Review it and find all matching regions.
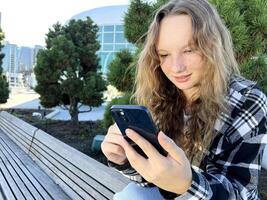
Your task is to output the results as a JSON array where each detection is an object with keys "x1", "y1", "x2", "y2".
[
  {"x1": 209, "y1": 0, "x2": 267, "y2": 93},
  {"x1": 124, "y1": 0, "x2": 153, "y2": 44},
  {"x1": 0, "y1": 29, "x2": 9, "y2": 104},
  {"x1": 34, "y1": 18, "x2": 106, "y2": 127},
  {"x1": 107, "y1": 49, "x2": 134, "y2": 93}
]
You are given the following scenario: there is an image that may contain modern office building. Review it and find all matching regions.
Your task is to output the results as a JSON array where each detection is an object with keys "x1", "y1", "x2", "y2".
[
  {"x1": 71, "y1": 5, "x2": 135, "y2": 74},
  {"x1": 1, "y1": 42, "x2": 43, "y2": 87},
  {"x1": 2, "y1": 42, "x2": 19, "y2": 73},
  {"x1": 18, "y1": 46, "x2": 34, "y2": 72},
  {"x1": 1, "y1": 42, "x2": 20, "y2": 86}
]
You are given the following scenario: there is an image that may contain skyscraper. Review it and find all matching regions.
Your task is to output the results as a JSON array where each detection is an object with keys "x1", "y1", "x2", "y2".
[{"x1": 18, "y1": 46, "x2": 34, "y2": 72}]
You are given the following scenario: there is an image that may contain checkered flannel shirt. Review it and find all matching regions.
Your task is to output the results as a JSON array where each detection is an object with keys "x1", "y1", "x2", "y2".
[{"x1": 109, "y1": 75, "x2": 267, "y2": 200}]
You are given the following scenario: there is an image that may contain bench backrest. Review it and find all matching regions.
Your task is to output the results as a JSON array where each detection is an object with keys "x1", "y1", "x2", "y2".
[
  {"x1": 0, "y1": 111, "x2": 38, "y2": 152},
  {"x1": 0, "y1": 111, "x2": 129, "y2": 200},
  {"x1": 29, "y1": 129, "x2": 129, "y2": 200}
]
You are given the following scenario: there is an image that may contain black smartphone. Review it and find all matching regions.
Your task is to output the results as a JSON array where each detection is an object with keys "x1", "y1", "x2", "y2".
[{"x1": 110, "y1": 105, "x2": 166, "y2": 157}]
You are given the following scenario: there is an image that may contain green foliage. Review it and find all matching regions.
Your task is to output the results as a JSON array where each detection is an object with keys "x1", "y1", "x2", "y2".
[
  {"x1": 107, "y1": 49, "x2": 134, "y2": 93},
  {"x1": 34, "y1": 18, "x2": 106, "y2": 126},
  {"x1": 103, "y1": 92, "x2": 134, "y2": 129},
  {"x1": 0, "y1": 76, "x2": 9, "y2": 103},
  {"x1": 152, "y1": 0, "x2": 170, "y2": 10},
  {"x1": 209, "y1": 0, "x2": 250, "y2": 61},
  {"x1": 124, "y1": 0, "x2": 153, "y2": 44},
  {"x1": 209, "y1": 0, "x2": 267, "y2": 93},
  {"x1": 241, "y1": 55, "x2": 267, "y2": 93},
  {"x1": 0, "y1": 28, "x2": 9, "y2": 103},
  {"x1": 240, "y1": 0, "x2": 267, "y2": 54}
]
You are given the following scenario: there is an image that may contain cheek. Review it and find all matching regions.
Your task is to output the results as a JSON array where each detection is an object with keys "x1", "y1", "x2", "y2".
[
  {"x1": 160, "y1": 59, "x2": 172, "y2": 74},
  {"x1": 187, "y1": 55, "x2": 205, "y2": 72}
]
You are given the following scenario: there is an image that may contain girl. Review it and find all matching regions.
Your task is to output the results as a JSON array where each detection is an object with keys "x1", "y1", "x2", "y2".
[{"x1": 101, "y1": 0, "x2": 267, "y2": 199}]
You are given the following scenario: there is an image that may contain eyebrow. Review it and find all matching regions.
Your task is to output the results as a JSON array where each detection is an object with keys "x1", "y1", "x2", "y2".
[{"x1": 157, "y1": 42, "x2": 195, "y2": 52}]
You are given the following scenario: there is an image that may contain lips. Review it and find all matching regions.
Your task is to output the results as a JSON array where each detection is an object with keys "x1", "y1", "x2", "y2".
[{"x1": 174, "y1": 74, "x2": 192, "y2": 83}]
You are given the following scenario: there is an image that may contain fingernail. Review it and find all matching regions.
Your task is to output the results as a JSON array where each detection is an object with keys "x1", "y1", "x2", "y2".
[
  {"x1": 159, "y1": 131, "x2": 168, "y2": 140},
  {"x1": 125, "y1": 129, "x2": 131, "y2": 136},
  {"x1": 159, "y1": 131, "x2": 166, "y2": 137}
]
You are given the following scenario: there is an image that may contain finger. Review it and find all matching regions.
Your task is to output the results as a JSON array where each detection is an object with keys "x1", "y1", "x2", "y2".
[
  {"x1": 125, "y1": 129, "x2": 159, "y2": 159},
  {"x1": 101, "y1": 142, "x2": 125, "y2": 156},
  {"x1": 158, "y1": 131, "x2": 185, "y2": 163},
  {"x1": 107, "y1": 123, "x2": 123, "y2": 135},
  {"x1": 120, "y1": 135, "x2": 148, "y2": 172},
  {"x1": 107, "y1": 153, "x2": 127, "y2": 165},
  {"x1": 104, "y1": 133, "x2": 124, "y2": 145}
]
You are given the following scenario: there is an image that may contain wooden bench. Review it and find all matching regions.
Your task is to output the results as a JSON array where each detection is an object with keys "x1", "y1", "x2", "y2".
[
  {"x1": 0, "y1": 111, "x2": 130, "y2": 200},
  {"x1": 0, "y1": 111, "x2": 266, "y2": 200}
]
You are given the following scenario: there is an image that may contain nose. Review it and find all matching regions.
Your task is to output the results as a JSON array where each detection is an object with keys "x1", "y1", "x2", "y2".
[{"x1": 171, "y1": 55, "x2": 186, "y2": 73}]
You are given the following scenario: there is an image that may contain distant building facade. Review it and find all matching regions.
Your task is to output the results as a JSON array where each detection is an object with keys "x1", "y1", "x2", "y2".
[
  {"x1": 71, "y1": 5, "x2": 135, "y2": 74},
  {"x1": 1, "y1": 42, "x2": 43, "y2": 87}
]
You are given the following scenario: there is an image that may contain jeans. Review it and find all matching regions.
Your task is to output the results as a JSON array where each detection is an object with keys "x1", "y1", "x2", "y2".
[{"x1": 113, "y1": 182, "x2": 164, "y2": 200}]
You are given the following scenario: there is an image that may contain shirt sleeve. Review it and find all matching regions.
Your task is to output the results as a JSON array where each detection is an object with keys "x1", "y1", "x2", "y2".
[
  {"x1": 176, "y1": 86, "x2": 267, "y2": 200},
  {"x1": 108, "y1": 160, "x2": 151, "y2": 185}
]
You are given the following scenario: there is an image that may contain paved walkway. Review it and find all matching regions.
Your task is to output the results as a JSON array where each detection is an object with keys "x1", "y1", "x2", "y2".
[{"x1": 0, "y1": 87, "x2": 105, "y2": 121}]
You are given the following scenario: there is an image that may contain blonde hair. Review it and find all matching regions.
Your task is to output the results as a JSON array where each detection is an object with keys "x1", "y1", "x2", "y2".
[{"x1": 134, "y1": 0, "x2": 240, "y2": 166}]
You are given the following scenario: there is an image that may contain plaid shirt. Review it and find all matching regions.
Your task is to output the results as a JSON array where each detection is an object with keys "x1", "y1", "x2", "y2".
[{"x1": 109, "y1": 75, "x2": 267, "y2": 200}]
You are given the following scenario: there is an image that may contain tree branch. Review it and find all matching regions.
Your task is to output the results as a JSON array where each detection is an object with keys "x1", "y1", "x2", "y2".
[
  {"x1": 60, "y1": 105, "x2": 69, "y2": 110},
  {"x1": 78, "y1": 106, "x2": 92, "y2": 113}
]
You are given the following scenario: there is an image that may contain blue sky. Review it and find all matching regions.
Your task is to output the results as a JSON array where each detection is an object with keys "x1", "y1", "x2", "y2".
[{"x1": 0, "y1": 0, "x2": 130, "y2": 47}]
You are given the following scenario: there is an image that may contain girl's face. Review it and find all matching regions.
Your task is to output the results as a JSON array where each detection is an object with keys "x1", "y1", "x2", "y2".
[{"x1": 156, "y1": 14, "x2": 205, "y2": 101}]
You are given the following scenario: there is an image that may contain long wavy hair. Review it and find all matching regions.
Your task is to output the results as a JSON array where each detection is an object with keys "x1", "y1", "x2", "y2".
[{"x1": 134, "y1": 0, "x2": 240, "y2": 166}]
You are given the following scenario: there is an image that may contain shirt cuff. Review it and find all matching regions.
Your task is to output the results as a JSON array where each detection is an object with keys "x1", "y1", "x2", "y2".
[
  {"x1": 176, "y1": 166, "x2": 212, "y2": 200},
  {"x1": 107, "y1": 160, "x2": 131, "y2": 171}
]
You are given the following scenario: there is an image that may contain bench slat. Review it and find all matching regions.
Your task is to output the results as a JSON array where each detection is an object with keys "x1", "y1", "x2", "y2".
[
  {"x1": 0, "y1": 119, "x2": 31, "y2": 152},
  {"x1": 0, "y1": 111, "x2": 129, "y2": 200},
  {"x1": 0, "y1": 191, "x2": 6, "y2": 200},
  {"x1": 0, "y1": 138, "x2": 41, "y2": 200},
  {"x1": 0, "y1": 171, "x2": 16, "y2": 200},
  {"x1": 0, "y1": 115, "x2": 35, "y2": 141},
  {"x1": 0, "y1": 129, "x2": 71, "y2": 200},
  {"x1": 0, "y1": 112, "x2": 37, "y2": 135},
  {"x1": 34, "y1": 129, "x2": 129, "y2": 192},
  {"x1": 0, "y1": 151, "x2": 27, "y2": 200},
  {"x1": 30, "y1": 141, "x2": 111, "y2": 199}
]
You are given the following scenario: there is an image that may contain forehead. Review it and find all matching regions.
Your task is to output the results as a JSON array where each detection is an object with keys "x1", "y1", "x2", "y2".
[{"x1": 157, "y1": 14, "x2": 193, "y2": 49}]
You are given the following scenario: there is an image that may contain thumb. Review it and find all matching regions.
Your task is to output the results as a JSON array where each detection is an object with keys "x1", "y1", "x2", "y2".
[{"x1": 158, "y1": 131, "x2": 184, "y2": 162}]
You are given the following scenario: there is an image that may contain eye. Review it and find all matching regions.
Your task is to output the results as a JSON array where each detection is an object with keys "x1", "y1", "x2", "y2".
[
  {"x1": 159, "y1": 54, "x2": 168, "y2": 58},
  {"x1": 183, "y1": 49, "x2": 194, "y2": 53}
]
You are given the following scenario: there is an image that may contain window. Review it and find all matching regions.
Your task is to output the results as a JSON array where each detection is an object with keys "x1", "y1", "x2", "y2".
[
  {"x1": 115, "y1": 25, "x2": 124, "y2": 32},
  {"x1": 103, "y1": 44, "x2": 114, "y2": 51},
  {"x1": 115, "y1": 44, "x2": 126, "y2": 51},
  {"x1": 103, "y1": 33, "x2": 114, "y2": 43},
  {"x1": 115, "y1": 33, "x2": 126, "y2": 43},
  {"x1": 104, "y1": 25, "x2": 114, "y2": 32}
]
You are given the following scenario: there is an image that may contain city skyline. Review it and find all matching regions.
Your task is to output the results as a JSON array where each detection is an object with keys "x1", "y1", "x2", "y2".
[
  {"x1": 0, "y1": 0, "x2": 131, "y2": 47},
  {"x1": 0, "y1": 4, "x2": 136, "y2": 87}
]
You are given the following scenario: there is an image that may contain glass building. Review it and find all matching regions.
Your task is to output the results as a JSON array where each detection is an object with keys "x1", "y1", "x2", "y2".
[{"x1": 71, "y1": 5, "x2": 135, "y2": 74}]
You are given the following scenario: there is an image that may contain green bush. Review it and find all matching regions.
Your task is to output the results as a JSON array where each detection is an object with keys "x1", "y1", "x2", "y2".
[{"x1": 107, "y1": 49, "x2": 134, "y2": 93}]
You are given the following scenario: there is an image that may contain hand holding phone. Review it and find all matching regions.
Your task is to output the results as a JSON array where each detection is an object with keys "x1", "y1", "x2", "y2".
[{"x1": 110, "y1": 105, "x2": 167, "y2": 157}]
